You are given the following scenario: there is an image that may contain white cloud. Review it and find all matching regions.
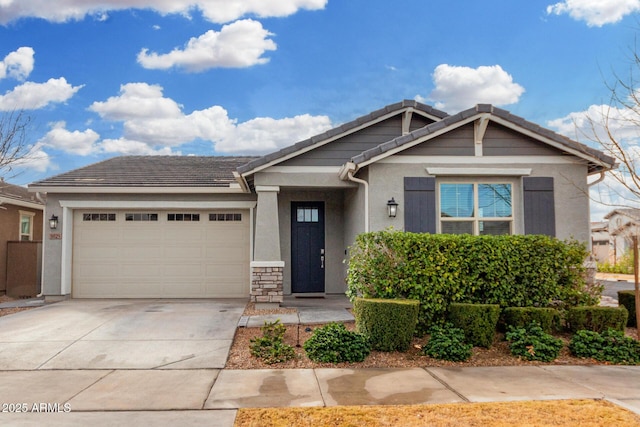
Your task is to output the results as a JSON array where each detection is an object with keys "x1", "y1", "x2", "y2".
[
  {"x1": 38, "y1": 121, "x2": 100, "y2": 156},
  {"x1": 0, "y1": 0, "x2": 327, "y2": 25},
  {"x1": 421, "y1": 64, "x2": 525, "y2": 113},
  {"x1": 0, "y1": 47, "x2": 34, "y2": 81},
  {"x1": 546, "y1": 0, "x2": 640, "y2": 27},
  {"x1": 0, "y1": 77, "x2": 83, "y2": 111},
  {"x1": 87, "y1": 82, "x2": 332, "y2": 155},
  {"x1": 137, "y1": 20, "x2": 276, "y2": 71},
  {"x1": 14, "y1": 143, "x2": 52, "y2": 172},
  {"x1": 99, "y1": 138, "x2": 179, "y2": 155}
]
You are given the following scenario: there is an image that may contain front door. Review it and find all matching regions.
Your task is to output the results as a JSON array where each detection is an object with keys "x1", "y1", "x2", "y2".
[{"x1": 291, "y1": 202, "x2": 325, "y2": 293}]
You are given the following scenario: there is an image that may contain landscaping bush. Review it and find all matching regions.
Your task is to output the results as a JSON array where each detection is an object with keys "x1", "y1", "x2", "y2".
[
  {"x1": 618, "y1": 290, "x2": 637, "y2": 327},
  {"x1": 505, "y1": 322, "x2": 563, "y2": 362},
  {"x1": 597, "y1": 249, "x2": 634, "y2": 274},
  {"x1": 303, "y1": 323, "x2": 370, "y2": 363},
  {"x1": 447, "y1": 303, "x2": 500, "y2": 348},
  {"x1": 249, "y1": 320, "x2": 295, "y2": 365},
  {"x1": 569, "y1": 329, "x2": 640, "y2": 365},
  {"x1": 423, "y1": 323, "x2": 472, "y2": 362},
  {"x1": 353, "y1": 297, "x2": 419, "y2": 351},
  {"x1": 566, "y1": 306, "x2": 628, "y2": 333},
  {"x1": 503, "y1": 307, "x2": 561, "y2": 333},
  {"x1": 346, "y1": 231, "x2": 591, "y2": 334}
]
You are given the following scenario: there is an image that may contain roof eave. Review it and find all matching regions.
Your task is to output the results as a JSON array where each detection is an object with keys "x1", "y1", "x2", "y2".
[{"x1": 27, "y1": 185, "x2": 246, "y2": 194}]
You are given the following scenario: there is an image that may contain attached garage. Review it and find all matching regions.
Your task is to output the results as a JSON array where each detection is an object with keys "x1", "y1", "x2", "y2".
[{"x1": 72, "y1": 209, "x2": 250, "y2": 298}]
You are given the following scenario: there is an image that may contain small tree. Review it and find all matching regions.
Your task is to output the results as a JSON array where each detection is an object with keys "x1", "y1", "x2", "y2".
[{"x1": 0, "y1": 110, "x2": 32, "y2": 180}]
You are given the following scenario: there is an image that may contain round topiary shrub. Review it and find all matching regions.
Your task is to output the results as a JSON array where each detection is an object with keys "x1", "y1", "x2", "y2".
[{"x1": 303, "y1": 323, "x2": 370, "y2": 363}]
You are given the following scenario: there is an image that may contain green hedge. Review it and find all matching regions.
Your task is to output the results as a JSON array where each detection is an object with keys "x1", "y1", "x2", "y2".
[
  {"x1": 353, "y1": 298, "x2": 419, "y2": 351},
  {"x1": 566, "y1": 306, "x2": 628, "y2": 333},
  {"x1": 503, "y1": 307, "x2": 561, "y2": 333},
  {"x1": 618, "y1": 290, "x2": 637, "y2": 327},
  {"x1": 347, "y1": 231, "x2": 591, "y2": 334},
  {"x1": 447, "y1": 303, "x2": 500, "y2": 348}
]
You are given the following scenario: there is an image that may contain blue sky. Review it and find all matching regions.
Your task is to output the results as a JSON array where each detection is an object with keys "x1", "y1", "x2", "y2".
[{"x1": 1, "y1": 0, "x2": 640, "y2": 220}]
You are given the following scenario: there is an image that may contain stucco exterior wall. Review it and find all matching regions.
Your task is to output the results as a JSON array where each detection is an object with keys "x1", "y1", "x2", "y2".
[{"x1": 364, "y1": 158, "x2": 591, "y2": 243}]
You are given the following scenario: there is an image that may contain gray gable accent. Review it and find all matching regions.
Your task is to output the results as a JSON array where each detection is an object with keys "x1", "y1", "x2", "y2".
[
  {"x1": 236, "y1": 100, "x2": 448, "y2": 175},
  {"x1": 350, "y1": 104, "x2": 616, "y2": 173},
  {"x1": 30, "y1": 156, "x2": 259, "y2": 188}
]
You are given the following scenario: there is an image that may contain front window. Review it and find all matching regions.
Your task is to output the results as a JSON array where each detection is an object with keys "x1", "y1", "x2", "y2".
[
  {"x1": 440, "y1": 183, "x2": 512, "y2": 235},
  {"x1": 19, "y1": 211, "x2": 35, "y2": 241}
]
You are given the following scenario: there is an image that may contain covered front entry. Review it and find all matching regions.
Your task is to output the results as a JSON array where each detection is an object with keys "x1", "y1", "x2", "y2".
[
  {"x1": 291, "y1": 202, "x2": 325, "y2": 293},
  {"x1": 72, "y1": 209, "x2": 250, "y2": 298}
]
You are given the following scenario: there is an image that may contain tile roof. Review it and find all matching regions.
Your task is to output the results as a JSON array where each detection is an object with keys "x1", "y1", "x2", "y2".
[
  {"x1": 0, "y1": 180, "x2": 44, "y2": 204},
  {"x1": 350, "y1": 104, "x2": 616, "y2": 172},
  {"x1": 30, "y1": 156, "x2": 259, "y2": 188},
  {"x1": 236, "y1": 100, "x2": 449, "y2": 175}
]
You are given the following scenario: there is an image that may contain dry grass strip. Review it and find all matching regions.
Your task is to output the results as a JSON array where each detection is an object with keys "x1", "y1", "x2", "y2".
[{"x1": 234, "y1": 399, "x2": 640, "y2": 427}]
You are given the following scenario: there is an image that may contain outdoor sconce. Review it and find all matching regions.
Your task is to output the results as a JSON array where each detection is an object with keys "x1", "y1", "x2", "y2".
[
  {"x1": 387, "y1": 197, "x2": 398, "y2": 218},
  {"x1": 49, "y1": 215, "x2": 59, "y2": 230}
]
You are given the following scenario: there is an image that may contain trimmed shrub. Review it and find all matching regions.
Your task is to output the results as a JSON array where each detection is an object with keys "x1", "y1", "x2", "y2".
[
  {"x1": 303, "y1": 323, "x2": 370, "y2": 363},
  {"x1": 447, "y1": 303, "x2": 500, "y2": 348},
  {"x1": 505, "y1": 322, "x2": 563, "y2": 362},
  {"x1": 503, "y1": 307, "x2": 561, "y2": 334},
  {"x1": 566, "y1": 306, "x2": 628, "y2": 333},
  {"x1": 249, "y1": 320, "x2": 295, "y2": 365},
  {"x1": 353, "y1": 298, "x2": 419, "y2": 351},
  {"x1": 569, "y1": 329, "x2": 640, "y2": 365},
  {"x1": 346, "y1": 231, "x2": 591, "y2": 334},
  {"x1": 423, "y1": 323, "x2": 472, "y2": 362},
  {"x1": 618, "y1": 290, "x2": 637, "y2": 327}
]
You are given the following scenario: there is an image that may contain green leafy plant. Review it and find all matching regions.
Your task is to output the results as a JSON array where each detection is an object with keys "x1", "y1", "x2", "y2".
[
  {"x1": 249, "y1": 320, "x2": 295, "y2": 365},
  {"x1": 569, "y1": 329, "x2": 640, "y2": 365},
  {"x1": 423, "y1": 323, "x2": 472, "y2": 362},
  {"x1": 618, "y1": 290, "x2": 637, "y2": 327},
  {"x1": 448, "y1": 303, "x2": 500, "y2": 348},
  {"x1": 505, "y1": 322, "x2": 563, "y2": 362},
  {"x1": 597, "y1": 249, "x2": 634, "y2": 274},
  {"x1": 353, "y1": 298, "x2": 419, "y2": 351},
  {"x1": 503, "y1": 307, "x2": 561, "y2": 334},
  {"x1": 566, "y1": 306, "x2": 628, "y2": 333},
  {"x1": 346, "y1": 231, "x2": 591, "y2": 334},
  {"x1": 303, "y1": 323, "x2": 370, "y2": 363}
]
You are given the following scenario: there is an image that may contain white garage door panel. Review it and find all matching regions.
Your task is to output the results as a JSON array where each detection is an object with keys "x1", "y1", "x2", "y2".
[{"x1": 72, "y1": 210, "x2": 250, "y2": 298}]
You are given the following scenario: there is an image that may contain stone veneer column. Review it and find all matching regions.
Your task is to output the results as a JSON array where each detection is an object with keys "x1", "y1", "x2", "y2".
[
  {"x1": 250, "y1": 261, "x2": 284, "y2": 303},
  {"x1": 252, "y1": 186, "x2": 284, "y2": 304}
]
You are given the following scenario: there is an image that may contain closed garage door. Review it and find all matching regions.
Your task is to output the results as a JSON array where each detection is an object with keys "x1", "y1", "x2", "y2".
[{"x1": 72, "y1": 210, "x2": 250, "y2": 298}]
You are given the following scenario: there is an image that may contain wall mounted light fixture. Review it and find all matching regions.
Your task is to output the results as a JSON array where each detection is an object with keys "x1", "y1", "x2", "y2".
[
  {"x1": 49, "y1": 214, "x2": 59, "y2": 230},
  {"x1": 387, "y1": 197, "x2": 398, "y2": 218}
]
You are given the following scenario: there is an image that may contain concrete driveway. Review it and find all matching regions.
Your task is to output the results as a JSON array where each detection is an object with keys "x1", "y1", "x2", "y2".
[{"x1": 0, "y1": 299, "x2": 246, "y2": 370}]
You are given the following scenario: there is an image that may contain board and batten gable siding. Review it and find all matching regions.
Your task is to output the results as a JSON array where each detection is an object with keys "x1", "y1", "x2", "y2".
[
  {"x1": 280, "y1": 115, "x2": 429, "y2": 167},
  {"x1": 482, "y1": 123, "x2": 564, "y2": 156},
  {"x1": 396, "y1": 124, "x2": 475, "y2": 156}
]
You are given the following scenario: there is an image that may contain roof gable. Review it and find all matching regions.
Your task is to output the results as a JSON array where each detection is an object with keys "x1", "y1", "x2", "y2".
[
  {"x1": 237, "y1": 100, "x2": 448, "y2": 175},
  {"x1": 349, "y1": 104, "x2": 616, "y2": 173},
  {"x1": 0, "y1": 180, "x2": 44, "y2": 209}
]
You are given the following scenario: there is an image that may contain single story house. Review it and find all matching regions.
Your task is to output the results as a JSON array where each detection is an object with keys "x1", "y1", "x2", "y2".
[
  {"x1": 0, "y1": 179, "x2": 44, "y2": 296},
  {"x1": 29, "y1": 100, "x2": 616, "y2": 302},
  {"x1": 604, "y1": 208, "x2": 640, "y2": 262}
]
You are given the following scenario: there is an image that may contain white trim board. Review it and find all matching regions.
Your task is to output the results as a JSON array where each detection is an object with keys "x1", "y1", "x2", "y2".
[
  {"x1": 59, "y1": 200, "x2": 257, "y2": 209},
  {"x1": 378, "y1": 155, "x2": 586, "y2": 164}
]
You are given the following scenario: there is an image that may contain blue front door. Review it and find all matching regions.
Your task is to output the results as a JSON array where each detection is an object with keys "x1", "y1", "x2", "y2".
[{"x1": 291, "y1": 202, "x2": 325, "y2": 293}]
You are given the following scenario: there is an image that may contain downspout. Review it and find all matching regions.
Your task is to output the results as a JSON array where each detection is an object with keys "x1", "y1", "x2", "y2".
[
  {"x1": 588, "y1": 171, "x2": 606, "y2": 187},
  {"x1": 35, "y1": 192, "x2": 46, "y2": 298},
  {"x1": 346, "y1": 170, "x2": 369, "y2": 233}
]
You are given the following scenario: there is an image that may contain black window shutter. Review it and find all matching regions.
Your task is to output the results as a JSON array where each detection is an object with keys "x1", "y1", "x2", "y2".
[
  {"x1": 404, "y1": 177, "x2": 436, "y2": 233},
  {"x1": 523, "y1": 177, "x2": 556, "y2": 236}
]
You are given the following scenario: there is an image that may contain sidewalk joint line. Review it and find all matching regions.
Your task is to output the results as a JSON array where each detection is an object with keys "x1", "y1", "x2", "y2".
[{"x1": 423, "y1": 368, "x2": 470, "y2": 402}]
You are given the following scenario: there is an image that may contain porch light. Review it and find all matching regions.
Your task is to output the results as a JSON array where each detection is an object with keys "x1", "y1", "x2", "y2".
[
  {"x1": 49, "y1": 215, "x2": 58, "y2": 230},
  {"x1": 387, "y1": 197, "x2": 398, "y2": 218}
]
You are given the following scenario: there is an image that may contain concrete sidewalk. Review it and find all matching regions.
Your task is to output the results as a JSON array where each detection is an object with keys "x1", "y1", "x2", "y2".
[{"x1": 1, "y1": 365, "x2": 639, "y2": 425}]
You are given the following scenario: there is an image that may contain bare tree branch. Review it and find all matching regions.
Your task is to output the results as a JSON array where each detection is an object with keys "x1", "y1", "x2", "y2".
[{"x1": 0, "y1": 110, "x2": 32, "y2": 179}]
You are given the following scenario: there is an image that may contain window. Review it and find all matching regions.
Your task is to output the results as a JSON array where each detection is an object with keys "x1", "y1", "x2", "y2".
[
  {"x1": 125, "y1": 213, "x2": 158, "y2": 221},
  {"x1": 296, "y1": 207, "x2": 319, "y2": 223},
  {"x1": 209, "y1": 213, "x2": 242, "y2": 221},
  {"x1": 440, "y1": 183, "x2": 512, "y2": 235},
  {"x1": 83, "y1": 213, "x2": 116, "y2": 221},
  {"x1": 19, "y1": 211, "x2": 35, "y2": 241},
  {"x1": 168, "y1": 213, "x2": 200, "y2": 221}
]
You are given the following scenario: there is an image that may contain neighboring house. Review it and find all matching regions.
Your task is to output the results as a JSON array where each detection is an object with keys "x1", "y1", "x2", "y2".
[
  {"x1": 604, "y1": 208, "x2": 640, "y2": 263},
  {"x1": 0, "y1": 179, "x2": 44, "y2": 296},
  {"x1": 590, "y1": 221, "x2": 611, "y2": 264},
  {"x1": 29, "y1": 100, "x2": 616, "y2": 302}
]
